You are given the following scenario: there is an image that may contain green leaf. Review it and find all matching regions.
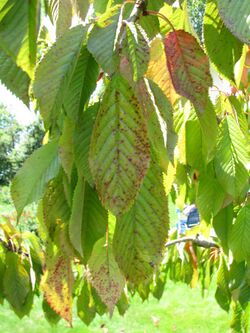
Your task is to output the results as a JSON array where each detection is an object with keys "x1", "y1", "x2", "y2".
[
  {"x1": 59, "y1": 117, "x2": 74, "y2": 179},
  {"x1": 0, "y1": 48, "x2": 30, "y2": 106},
  {"x1": 3, "y1": 253, "x2": 30, "y2": 312},
  {"x1": 63, "y1": 47, "x2": 99, "y2": 121},
  {"x1": 124, "y1": 22, "x2": 150, "y2": 82},
  {"x1": 73, "y1": 0, "x2": 90, "y2": 21},
  {"x1": 33, "y1": 25, "x2": 86, "y2": 127},
  {"x1": 69, "y1": 177, "x2": 108, "y2": 261},
  {"x1": 43, "y1": 174, "x2": 71, "y2": 238},
  {"x1": 229, "y1": 205, "x2": 250, "y2": 262},
  {"x1": 42, "y1": 299, "x2": 61, "y2": 326},
  {"x1": 11, "y1": 140, "x2": 60, "y2": 219},
  {"x1": 204, "y1": 0, "x2": 243, "y2": 83},
  {"x1": 0, "y1": 0, "x2": 39, "y2": 77},
  {"x1": 213, "y1": 204, "x2": 233, "y2": 254},
  {"x1": 88, "y1": 237, "x2": 125, "y2": 314},
  {"x1": 197, "y1": 170, "x2": 225, "y2": 222},
  {"x1": 135, "y1": 79, "x2": 168, "y2": 172},
  {"x1": 89, "y1": 74, "x2": 150, "y2": 216},
  {"x1": 217, "y1": 0, "x2": 250, "y2": 45},
  {"x1": 147, "y1": 79, "x2": 177, "y2": 163},
  {"x1": 164, "y1": 30, "x2": 212, "y2": 112},
  {"x1": 215, "y1": 256, "x2": 231, "y2": 312},
  {"x1": 196, "y1": 100, "x2": 218, "y2": 163},
  {"x1": 49, "y1": 0, "x2": 72, "y2": 37},
  {"x1": 74, "y1": 104, "x2": 99, "y2": 186},
  {"x1": 214, "y1": 115, "x2": 249, "y2": 198},
  {"x1": 113, "y1": 159, "x2": 169, "y2": 285},
  {"x1": 185, "y1": 119, "x2": 203, "y2": 169},
  {"x1": 77, "y1": 280, "x2": 96, "y2": 326},
  {"x1": 87, "y1": 5, "x2": 122, "y2": 74}
]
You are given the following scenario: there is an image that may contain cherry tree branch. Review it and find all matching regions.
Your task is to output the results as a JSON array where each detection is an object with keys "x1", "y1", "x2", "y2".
[{"x1": 165, "y1": 236, "x2": 220, "y2": 249}]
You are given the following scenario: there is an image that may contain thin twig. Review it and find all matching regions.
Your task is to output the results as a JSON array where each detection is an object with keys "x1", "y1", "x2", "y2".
[
  {"x1": 165, "y1": 236, "x2": 220, "y2": 249},
  {"x1": 145, "y1": 10, "x2": 175, "y2": 32}
]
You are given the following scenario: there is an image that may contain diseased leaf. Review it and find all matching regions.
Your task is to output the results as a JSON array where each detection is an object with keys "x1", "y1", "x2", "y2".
[
  {"x1": 89, "y1": 74, "x2": 150, "y2": 216},
  {"x1": 217, "y1": 0, "x2": 250, "y2": 45},
  {"x1": 41, "y1": 247, "x2": 73, "y2": 324},
  {"x1": 74, "y1": 104, "x2": 99, "y2": 186},
  {"x1": 11, "y1": 141, "x2": 60, "y2": 219},
  {"x1": 113, "y1": 159, "x2": 169, "y2": 285},
  {"x1": 214, "y1": 115, "x2": 249, "y2": 198},
  {"x1": 204, "y1": 0, "x2": 243, "y2": 83},
  {"x1": 87, "y1": 237, "x2": 125, "y2": 314},
  {"x1": 146, "y1": 37, "x2": 178, "y2": 104},
  {"x1": 87, "y1": 5, "x2": 122, "y2": 74},
  {"x1": 164, "y1": 30, "x2": 212, "y2": 111},
  {"x1": 69, "y1": 177, "x2": 107, "y2": 261},
  {"x1": 229, "y1": 205, "x2": 250, "y2": 262},
  {"x1": 33, "y1": 25, "x2": 86, "y2": 127}
]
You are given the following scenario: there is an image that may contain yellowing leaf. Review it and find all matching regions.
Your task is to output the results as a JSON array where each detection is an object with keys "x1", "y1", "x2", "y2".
[
  {"x1": 41, "y1": 247, "x2": 73, "y2": 324},
  {"x1": 146, "y1": 37, "x2": 178, "y2": 104}
]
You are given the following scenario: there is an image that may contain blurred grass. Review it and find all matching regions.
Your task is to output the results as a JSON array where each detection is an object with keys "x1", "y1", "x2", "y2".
[{"x1": 0, "y1": 280, "x2": 230, "y2": 333}]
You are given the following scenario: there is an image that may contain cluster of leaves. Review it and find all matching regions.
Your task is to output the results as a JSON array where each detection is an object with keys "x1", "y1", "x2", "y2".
[
  {"x1": 0, "y1": 104, "x2": 44, "y2": 185},
  {"x1": 0, "y1": 0, "x2": 249, "y2": 331}
]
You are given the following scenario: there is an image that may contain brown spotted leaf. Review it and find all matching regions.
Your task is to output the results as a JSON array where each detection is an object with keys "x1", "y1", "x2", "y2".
[
  {"x1": 164, "y1": 30, "x2": 212, "y2": 111},
  {"x1": 89, "y1": 74, "x2": 150, "y2": 216},
  {"x1": 41, "y1": 247, "x2": 73, "y2": 324},
  {"x1": 113, "y1": 158, "x2": 169, "y2": 285},
  {"x1": 87, "y1": 237, "x2": 125, "y2": 314}
]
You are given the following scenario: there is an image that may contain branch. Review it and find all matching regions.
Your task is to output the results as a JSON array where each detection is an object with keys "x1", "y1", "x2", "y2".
[
  {"x1": 165, "y1": 236, "x2": 220, "y2": 249},
  {"x1": 0, "y1": 237, "x2": 29, "y2": 257},
  {"x1": 127, "y1": 0, "x2": 147, "y2": 22}
]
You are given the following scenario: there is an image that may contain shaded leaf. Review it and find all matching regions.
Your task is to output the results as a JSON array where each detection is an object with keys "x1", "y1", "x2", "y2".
[
  {"x1": 3, "y1": 253, "x2": 30, "y2": 312},
  {"x1": 73, "y1": 104, "x2": 99, "y2": 186},
  {"x1": 63, "y1": 47, "x2": 99, "y2": 121},
  {"x1": 69, "y1": 177, "x2": 107, "y2": 261}
]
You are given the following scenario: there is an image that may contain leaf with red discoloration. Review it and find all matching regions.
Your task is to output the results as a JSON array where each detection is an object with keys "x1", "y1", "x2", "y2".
[
  {"x1": 41, "y1": 248, "x2": 73, "y2": 324},
  {"x1": 164, "y1": 30, "x2": 212, "y2": 111},
  {"x1": 87, "y1": 237, "x2": 125, "y2": 314}
]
